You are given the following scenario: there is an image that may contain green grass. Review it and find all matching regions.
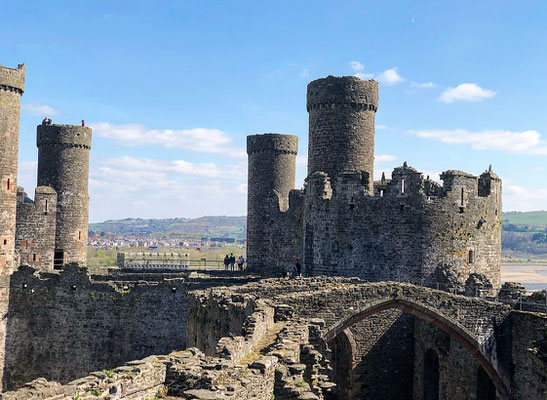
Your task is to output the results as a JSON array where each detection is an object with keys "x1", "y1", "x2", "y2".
[{"x1": 503, "y1": 211, "x2": 547, "y2": 226}]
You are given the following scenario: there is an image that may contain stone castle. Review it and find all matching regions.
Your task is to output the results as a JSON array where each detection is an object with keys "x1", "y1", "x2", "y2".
[
  {"x1": 247, "y1": 76, "x2": 502, "y2": 292},
  {"x1": 0, "y1": 63, "x2": 545, "y2": 400},
  {"x1": 0, "y1": 63, "x2": 91, "y2": 273}
]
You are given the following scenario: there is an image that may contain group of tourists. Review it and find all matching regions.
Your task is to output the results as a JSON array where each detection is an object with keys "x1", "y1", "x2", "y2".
[{"x1": 224, "y1": 253, "x2": 245, "y2": 271}]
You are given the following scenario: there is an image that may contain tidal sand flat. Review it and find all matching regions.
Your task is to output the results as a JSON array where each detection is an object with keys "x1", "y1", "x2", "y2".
[{"x1": 501, "y1": 263, "x2": 547, "y2": 291}]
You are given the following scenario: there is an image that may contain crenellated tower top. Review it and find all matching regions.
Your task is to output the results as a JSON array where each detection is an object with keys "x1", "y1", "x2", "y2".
[{"x1": 0, "y1": 63, "x2": 25, "y2": 93}]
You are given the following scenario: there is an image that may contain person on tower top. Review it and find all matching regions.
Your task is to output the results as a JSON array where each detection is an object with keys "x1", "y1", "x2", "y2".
[{"x1": 81, "y1": 120, "x2": 85, "y2": 127}]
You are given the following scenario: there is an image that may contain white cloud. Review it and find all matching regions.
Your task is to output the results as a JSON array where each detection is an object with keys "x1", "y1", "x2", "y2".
[
  {"x1": 90, "y1": 122, "x2": 245, "y2": 158},
  {"x1": 375, "y1": 154, "x2": 397, "y2": 163},
  {"x1": 89, "y1": 156, "x2": 247, "y2": 221},
  {"x1": 411, "y1": 81, "x2": 437, "y2": 89},
  {"x1": 16, "y1": 161, "x2": 38, "y2": 195},
  {"x1": 356, "y1": 67, "x2": 404, "y2": 85},
  {"x1": 438, "y1": 83, "x2": 496, "y2": 103},
  {"x1": 22, "y1": 103, "x2": 59, "y2": 116},
  {"x1": 300, "y1": 68, "x2": 310, "y2": 77},
  {"x1": 376, "y1": 125, "x2": 388, "y2": 130},
  {"x1": 104, "y1": 156, "x2": 245, "y2": 179},
  {"x1": 376, "y1": 68, "x2": 405, "y2": 85},
  {"x1": 503, "y1": 182, "x2": 547, "y2": 212},
  {"x1": 355, "y1": 72, "x2": 375, "y2": 80},
  {"x1": 349, "y1": 61, "x2": 365, "y2": 71},
  {"x1": 409, "y1": 129, "x2": 547, "y2": 155}
]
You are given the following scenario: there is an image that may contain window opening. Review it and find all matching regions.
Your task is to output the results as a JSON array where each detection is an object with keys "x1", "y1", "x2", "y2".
[{"x1": 401, "y1": 179, "x2": 405, "y2": 194}]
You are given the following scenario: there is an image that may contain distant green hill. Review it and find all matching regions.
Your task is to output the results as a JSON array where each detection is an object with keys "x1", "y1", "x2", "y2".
[
  {"x1": 89, "y1": 216, "x2": 246, "y2": 239},
  {"x1": 502, "y1": 211, "x2": 547, "y2": 226},
  {"x1": 502, "y1": 211, "x2": 547, "y2": 260}
]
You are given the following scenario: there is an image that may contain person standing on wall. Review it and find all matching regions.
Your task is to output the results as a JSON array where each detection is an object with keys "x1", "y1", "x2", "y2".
[
  {"x1": 229, "y1": 253, "x2": 236, "y2": 271},
  {"x1": 237, "y1": 255, "x2": 244, "y2": 271},
  {"x1": 295, "y1": 260, "x2": 302, "y2": 276},
  {"x1": 224, "y1": 254, "x2": 230, "y2": 271}
]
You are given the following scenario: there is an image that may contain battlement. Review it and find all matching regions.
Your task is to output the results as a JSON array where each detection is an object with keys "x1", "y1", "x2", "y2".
[
  {"x1": 306, "y1": 162, "x2": 501, "y2": 207},
  {"x1": 306, "y1": 75, "x2": 378, "y2": 111},
  {"x1": 247, "y1": 133, "x2": 298, "y2": 155},
  {"x1": 37, "y1": 124, "x2": 92, "y2": 149},
  {"x1": 0, "y1": 63, "x2": 25, "y2": 93}
]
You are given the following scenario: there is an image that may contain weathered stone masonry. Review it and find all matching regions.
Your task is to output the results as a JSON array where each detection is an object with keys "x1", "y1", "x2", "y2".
[
  {"x1": 1, "y1": 265, "x2": 254, "y2": 391},
  {"x1": 186, "y1": 278, "x2": 546, "y2": 400},
  {"x1": 37, "y1": 124, "x2": 92, "y2": 267},
  {"x1": 247, "y1": 75, "x2": 502, "y2": 291},
  {"x1": 0, "y1": 63, "x2": 25, "y2": 275},
  {"x1": 15, "y1": 186, "x2": 57, "y2": 270},
  {"x1": 246, "y1": 133, "x2": 303, "y2": 275}
]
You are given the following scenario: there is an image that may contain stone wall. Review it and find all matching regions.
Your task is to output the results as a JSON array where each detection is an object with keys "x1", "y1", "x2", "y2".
[
  {"x1": 15, "y1": 186, "x2": 57, "y2": 270},
  {"x1": 0, "y1": 63, "x2": 25, "y2": 275},
  {"x1": 189, "y1": 278, "x2": 546, "y2": 399},
  {"x1": 1, "y1": 277, "x2": 545, "y2": 399},
  {"x1": 303, "y1": 164, "x2": 502, "y2": 290},
  {"x1": 349, "y1": 311, "x2": 415, "y2": 399},
  {"x1": 37, "y1": 124, "x2": 92, "y2": 267},
  {"x1": 1, "y1": 265, "x2": 254, "y2": 391}
]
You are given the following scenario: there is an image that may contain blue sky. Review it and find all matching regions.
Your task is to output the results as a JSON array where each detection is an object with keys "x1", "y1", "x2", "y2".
[{"x1": 2, "y1": 0, "x2": 546, "y2": 222}]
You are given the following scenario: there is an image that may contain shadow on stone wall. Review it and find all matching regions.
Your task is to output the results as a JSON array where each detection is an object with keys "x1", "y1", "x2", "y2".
[{"x1": 1, "y1": 265, "x2": 255, "y2": 391}]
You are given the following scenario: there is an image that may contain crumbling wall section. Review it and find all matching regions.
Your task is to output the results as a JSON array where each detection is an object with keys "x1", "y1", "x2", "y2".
[{"x1": 2, "y1": 266, "x2": 252, "y2": 391}]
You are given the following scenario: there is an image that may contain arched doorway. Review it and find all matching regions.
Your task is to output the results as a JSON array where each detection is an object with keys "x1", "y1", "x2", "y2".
[
  {"x1": 323, "y1": 298, "x2": 509, "y2": 400},
  {"x1": 423, "y1": 348, "x2": 439, "y2": 400},
  {"x1": 328, "y1": 329, "x2": 355, "y2": 399}
]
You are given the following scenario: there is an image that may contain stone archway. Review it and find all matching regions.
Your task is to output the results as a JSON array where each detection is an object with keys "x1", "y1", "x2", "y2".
[
  {"x1": 328, "y1": 328, "x2": 357, "y2": 399},
  {"x1": 323, "y1": 297, "x2": 510, "y2": 400}
]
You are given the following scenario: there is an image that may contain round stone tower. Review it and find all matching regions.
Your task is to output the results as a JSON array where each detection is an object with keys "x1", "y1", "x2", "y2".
[
  {"x1": 0, "y1": 63, "x2": 25, "y2": 274},
  {"x1": 246, "y1": 133, "x2": 298, "y2": 272},
  {"x1": 37, "y1": 124, "x2": 92, "y2": 267},
  {"x1": 307, "y1": 76, "x2": 378, "y2": 192}
]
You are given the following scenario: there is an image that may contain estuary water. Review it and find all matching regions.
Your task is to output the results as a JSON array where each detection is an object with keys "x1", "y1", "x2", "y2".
[{"x1": 501, "y1": 263, "x2": 547, "y2": 291}]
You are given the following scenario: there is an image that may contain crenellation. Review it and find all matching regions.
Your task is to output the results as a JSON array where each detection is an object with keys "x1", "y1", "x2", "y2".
[
  {"x1": 248, "y1": 75, "x2": 501, "y2": 291},
  {"x1": 0, "y1": 63, "x2": 26, "y2": 92}
]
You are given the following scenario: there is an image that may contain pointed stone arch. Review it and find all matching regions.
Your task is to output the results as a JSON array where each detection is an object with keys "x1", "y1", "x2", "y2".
[{"x1": 323, "y1": 297, "x2": 510, "y2": 400}]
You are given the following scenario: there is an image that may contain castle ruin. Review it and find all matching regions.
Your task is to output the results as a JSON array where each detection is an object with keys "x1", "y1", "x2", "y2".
[
  {"x1": 247, "y1": 76, "x2": 502, "y2": 293},
  {"x1": 0, "y1": 63, "x2": 544, "y2": 400}
]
